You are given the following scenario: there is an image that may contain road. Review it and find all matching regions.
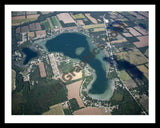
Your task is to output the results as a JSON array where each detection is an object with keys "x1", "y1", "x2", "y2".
[{"x1": 103, "y1": 15, "x2": 147, "y2": 115}]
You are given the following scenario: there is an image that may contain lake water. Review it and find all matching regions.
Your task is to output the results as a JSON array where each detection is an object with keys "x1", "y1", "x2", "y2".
[
  {"x1": 22, "y1": 48, "x2": 38, "y2": 65},
  {"x1": 45, "y1": 32, "x2": 114, "y2": 100}
]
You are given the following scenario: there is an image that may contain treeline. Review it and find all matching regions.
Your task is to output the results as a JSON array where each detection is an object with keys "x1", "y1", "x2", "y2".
[{"x1": 110, "y1": 87, "x2": 142, "y2": 115}]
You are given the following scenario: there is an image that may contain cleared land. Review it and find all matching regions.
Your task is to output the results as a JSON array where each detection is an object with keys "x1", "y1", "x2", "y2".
[
  {"x1": 42, "y1": 103, "x2": 64, "y2": 115},
  {"x1": 116, "y1": 50, "x2": 148, "y2": 65},
  {"x1": 127, "y1": 27, "x2": 141, "y2": 36},
  {"x1": 28, "y1": 32, "x2": 35, "y2": 38},
  {"x1": 26, "y1": 14, "x2": 40, "y2": 19},
  {"x1": 57, "y1": 13, "x2": 75, "y2": 24},
  {"x1": 47, "y1": 18, "x2": 54, "y2": 29},
  {"x1": 133, "y1": 36, "x2": 148, "y2": 48},
  {"x1": 85, "y1": 13, "x2": 98, "y2": 24},
  {"x1": 12, "y1": 16, "x2": 25, "y2": 20},
  {"x1": 139, "y1": 94, "x2": 148, "y2": 112},
  {"x1": 82, "y1": 24, "x2": 105, "y2": 29},
  {"x1": 29, "y1": 22, "x2": 41, "y2": 31},
  {"x1": 119, "y1": 70, "x2": 137, "y2": 89},
  {"x1": 12, "y1": 14, "x2": 40, "y2": 26},
  {"x1": 134, "y1": 26, "x2": 148, "y2": 35},
  {"x1": 138, "y1": 12, "x2": 149, "y2": 18},
  {"x1": 40, "y1": 20, "x2": 51, "y2": 30},
  {"x1": 93, "y1": 27, "x2": 106, "y2": 32},
  {"x1": 128, "y1": 12, "x2": 145, "y2": 19},
  {"x1": 73, "y1": 107, "x2": 105, "y2": 115},
  {"x1": 71, "y1": 13, "x2": 85, "y2": 19},
  {"x1": 35, "y1": 30, "x2": 46, "y2": 38},
  {"x1": 66, "y1": 80, "x2": 85, "y2": 108},
  {"x1": 137, "y1": 65, "x2": 148, "y2": 79},
  {"x1": 38, "y1": 62, "x2": 46, "y2": 78},
  {"x1": 123, "y1": 32, "x2": 133, "y2": 37},
  {"x1": 50, "y1": 16, "x2": 61, "y2": 27},
  {"x1": 77, "y1": 20, "x2": 85, "y2": 26},
  {"x1": 21, "y1": 25, "x2": 29, "y2": 33},
  {"x1": 111, "y1": 34, "x2": 127, "y2": 43},
  {"x1": 12, "y1": 69, "x2": 16, "y2": 91}
]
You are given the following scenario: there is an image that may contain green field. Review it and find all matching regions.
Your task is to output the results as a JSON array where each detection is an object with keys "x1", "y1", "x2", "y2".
[
  {"x1": 119, "y1": 70, "x2": 131, "y2": 81},
  {"x1": 47, "y1": 18, "x2": 54, "y2": 29},
  {"x1": 40, "y1": 20, "x2": 51, "y2": 30},
  {"x1": 116, "y1": 50, "x2": 148, "y2": 66},
  {"x1": 82, "y1": 24, "x2": 105, "y2": 29},
  {"x1": 111, "y1": 91, "x2": 123, "y2": 102},
  {"x1": 12, "y1": 69, "x2": 16, "y2": 91},
  {"x1": 50, "y1": 16, "x2": 61, "y2": 27},
  {"x1": 42, "y1": 104, "x2": 64, "y2": 115},
  {"x1": 71, "y1": 13, "x2": 85, "y2": 19}
]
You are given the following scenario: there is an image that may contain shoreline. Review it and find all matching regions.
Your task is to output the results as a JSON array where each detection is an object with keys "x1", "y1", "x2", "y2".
[{"x1": 34, "y1": 31, "x2": 114, "y2": 101}]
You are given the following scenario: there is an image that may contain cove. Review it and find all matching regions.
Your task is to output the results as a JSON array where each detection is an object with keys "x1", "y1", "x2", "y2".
[
  {"x1": 22, "y1": 48, "x2": 38, "y2": 65},
  {"x1": 45, "y1": 32, "x2": 114, "y2": 100}
]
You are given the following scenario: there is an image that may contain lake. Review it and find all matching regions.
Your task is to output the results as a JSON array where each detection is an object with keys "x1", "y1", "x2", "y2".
[
  {"x1": 45, "y1": 32, "x2": 114, "y2": 100},
  {"x1": 22, "y1": 48, "x2": 38, "y2": 65}
]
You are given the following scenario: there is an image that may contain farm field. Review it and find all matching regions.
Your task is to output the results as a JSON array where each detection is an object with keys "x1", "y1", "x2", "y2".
[
  {"x1": 29, "y1": 22, "x2": 41, "y2": 31},
  {"x1": 73, "y1": 107, "x2": 105, "y2": 115},
  {"x1": 40, "y1": 20, "x2": 51, "y2": 30},
  {"x1": 93, "y1": 27, "x2": 106, "y2": 32},
  {"x1": 38, "y1": 62, "x2": 46, "y2": 78},
  {"x1": 42, "y1": 103, "x2": 64, "y2": 115},
  {"x1": 134, "y1": 36, "x2": 148, "y2": 48},
  {"x1": 71, "y1": 13, "x2": 86, "y2": 19},
  {"x1": 116, "y1": 50, "x2": 148, "y2": 65},
  {"x1": 12, "y1": 69, "x2": 16, "y2": 91},
  {"x1": 119, "y1": 70, "x2": 137, "y2": 89},
  {"x1": 47, "y1": 18, "x2": 54, "y2": 29},
  {"x1": 134, "y1": 26, "x2": 148, "y2": 35},
  {"x1": 82, "y1": 23, "x2": 105, "y2": 29},
  {"x1": 137, "y1": 65, "x2": 148, "y2": 79},
  {"x1": 50, "y1": 16, "x2": 61, "y2": 27},
  {"x1": 57, "y1": 13, "x2": 75, "y2": 24},
  {"x1": 111, "y1": 90, "x2": 123, "y2": 102},
  {"x1": 12, "y1": 14, "x2": 40, "y2": 26},
  {"x1": 127, "y1": 27, "x2": 142, "y2": 36},
  {"x1": 139, "y1": 94, "x2": 148, "y2": 112},
  {"x1": 76, "y1": 20, "x2": 85, "y2": 26},
  {"x1": 85, "y1": 13, "x2": 98, "y2": 24},
  {"x1": 66, "y1": 80, "x2": 85, "y2": 108}
]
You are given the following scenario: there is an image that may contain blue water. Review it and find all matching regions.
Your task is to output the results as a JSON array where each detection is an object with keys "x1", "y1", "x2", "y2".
[
  {"x1": 22, "y1": 48, "x2": 38, "y2": 65},
  {"x1": 45, "y1": 32, "x2": 112, "y2": 96}
]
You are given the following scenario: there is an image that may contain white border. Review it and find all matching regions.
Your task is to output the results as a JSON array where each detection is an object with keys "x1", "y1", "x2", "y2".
[{"x1": 5, "y1": 5, "x2": 155, "y2": 123}]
